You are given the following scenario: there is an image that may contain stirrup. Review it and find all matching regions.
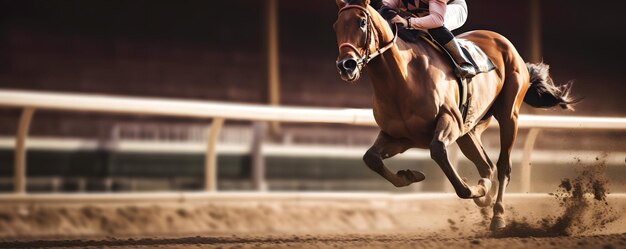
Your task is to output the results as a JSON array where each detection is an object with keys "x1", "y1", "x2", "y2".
[{"x1": 455, "y1": 64, "x2": 477, "y2": 79}]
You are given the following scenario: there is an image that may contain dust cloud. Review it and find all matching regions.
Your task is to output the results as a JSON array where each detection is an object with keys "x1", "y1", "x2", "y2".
[{"x1": 492, "y1": 154, "x2": 620, "y2": 238}]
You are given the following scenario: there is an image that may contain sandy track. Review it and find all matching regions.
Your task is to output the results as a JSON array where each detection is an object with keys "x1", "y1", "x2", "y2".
[
  {"x1": 0, "y1": 193, "x2": 624, "y2": 249},
  {"x1": 1, "y1": 162, "x2": 624, "y2": 248},
  {"x1": 1, "y1": 152, "x2": 623, "y2": 248},
  {"x1": 2, "y1": 193, "x2": 625, "y2": 238},
  {"x1": 1, "y1": 233, "x2": 625, "y2": 249},
  {"x1": 0, "y1": 192, "x2": 624, "y2": 248}
]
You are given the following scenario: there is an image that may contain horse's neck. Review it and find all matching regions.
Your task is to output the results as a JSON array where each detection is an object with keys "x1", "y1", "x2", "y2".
[
  {"x1": 365, "y1": 8, "x2": 433, "y2": 97},
  {"x1": 366, "y1": 37, "x2": 432, "y2": 102},
  {"x1": 366, "y1": 45, "x2": 409, "y2": 92}
]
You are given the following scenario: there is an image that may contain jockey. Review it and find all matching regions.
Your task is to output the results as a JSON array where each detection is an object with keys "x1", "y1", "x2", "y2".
[{"x1": 380, "y1": 0, "x2": 476, "y2": 78}]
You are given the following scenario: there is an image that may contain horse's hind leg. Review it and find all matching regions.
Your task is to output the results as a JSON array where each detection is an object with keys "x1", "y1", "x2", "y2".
[
  {"x1": 430, "y1": 112, "x2": 491, "y2": 199},
  {"x1": 363, "y1": 131, "x2": 425, "y2": 187},
  {"x1": 490, "y1": 113, "x2": 518, "y2": 230},
  {"x1": 491, "y1": 68, "x2": 528, "y2": 230},
  {"x1": 457, "y1": 117, "x2": 497, "y2": 207}
]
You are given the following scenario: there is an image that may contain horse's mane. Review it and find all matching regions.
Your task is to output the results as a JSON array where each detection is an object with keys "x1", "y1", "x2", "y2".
[
  {"x1": 368, "y1": 3, "x2": 429, "y2": 44},
  {"x1": 342, "y1": 0, "x2": 379, "y2": 6},
  {"x1": 364, "y1": 0, "x2": 427, "y2": 42},
  {"x1": 370, "y1": 0, "x2": 383, "y2": 10}
]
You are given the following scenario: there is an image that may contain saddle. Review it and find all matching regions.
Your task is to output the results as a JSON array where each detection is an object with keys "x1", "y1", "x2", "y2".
[{"x1": 397, "y1": 28, "x2": 497, "y2": 121}]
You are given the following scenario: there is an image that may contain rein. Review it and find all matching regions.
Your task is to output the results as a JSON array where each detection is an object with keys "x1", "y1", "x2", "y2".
[{"x1": 337, "y1": 4, "x2": 398, "y2": 69}]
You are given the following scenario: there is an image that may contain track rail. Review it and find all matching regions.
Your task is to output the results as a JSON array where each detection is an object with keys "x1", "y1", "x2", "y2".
[
  {"x1": 2, "y1": 89, "x2": 626, "y2": 129},
  {"x1": 1, "y1": 89, "x2": 625, "y2": 193}
]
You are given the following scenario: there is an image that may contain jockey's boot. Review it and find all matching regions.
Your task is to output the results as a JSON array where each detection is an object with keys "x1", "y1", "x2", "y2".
[{"x1": 443, "y1": 38, "x2": 477, "y2": 78}]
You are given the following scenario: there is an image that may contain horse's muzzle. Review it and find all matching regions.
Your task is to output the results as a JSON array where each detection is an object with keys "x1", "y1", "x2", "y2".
[{"x1": 336, "y1": 58, "x2": 361, "y2": 82}]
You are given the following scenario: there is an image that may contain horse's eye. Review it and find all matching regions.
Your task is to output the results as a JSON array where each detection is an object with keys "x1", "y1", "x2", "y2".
[{"x1": 359, "y1": 19, "x2": 367, "y2": 29}]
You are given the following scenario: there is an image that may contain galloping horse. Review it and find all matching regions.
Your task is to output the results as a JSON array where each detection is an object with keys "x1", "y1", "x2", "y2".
[{"x1": 333, "y1": 0, "x2": 576, "y2": 230}]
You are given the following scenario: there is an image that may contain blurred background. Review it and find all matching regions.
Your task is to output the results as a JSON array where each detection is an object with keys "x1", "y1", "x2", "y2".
[{"x1": 0, "y1": 0, "x2": 624, "y2": 193}]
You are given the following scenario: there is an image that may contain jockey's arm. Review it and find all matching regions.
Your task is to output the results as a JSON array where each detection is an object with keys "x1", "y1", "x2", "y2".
[
  {"x1": 381, "y1": 0, "x2": 467, "y2": 31},
  {"x1": 405, "y1": 0, "x2": 447, "y2": 30}
]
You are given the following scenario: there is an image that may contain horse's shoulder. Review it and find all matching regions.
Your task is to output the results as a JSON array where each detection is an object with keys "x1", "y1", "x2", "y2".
[{"x1": 398, "y1": 39, "x2": 448, "y2": 69}]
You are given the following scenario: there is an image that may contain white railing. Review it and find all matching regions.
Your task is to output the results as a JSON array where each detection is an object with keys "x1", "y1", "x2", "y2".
[{"x1": 1, "y1": 89, "x2": 625, "y2": 193}]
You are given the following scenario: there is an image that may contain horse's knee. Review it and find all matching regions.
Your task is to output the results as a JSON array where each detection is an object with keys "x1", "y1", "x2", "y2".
[
  {"x1": 429, "y1": 141, "x2": 447, "y2": 161},
  {"x1": 363, "y1": 149, "x2": 382, "y2": 171}
]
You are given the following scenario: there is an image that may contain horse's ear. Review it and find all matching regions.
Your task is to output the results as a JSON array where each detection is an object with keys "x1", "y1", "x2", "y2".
[
  {"x1": 336, "y1": 0, "x2": 347, "y2": 8},
  {"x1": 336, "y1": 0, "x2": 370, "y2": 8}
]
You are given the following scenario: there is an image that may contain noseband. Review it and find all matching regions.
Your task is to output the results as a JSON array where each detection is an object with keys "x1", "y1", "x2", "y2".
[{"x1": 337, "y1": 4, "x2": 398, "y2": 69}]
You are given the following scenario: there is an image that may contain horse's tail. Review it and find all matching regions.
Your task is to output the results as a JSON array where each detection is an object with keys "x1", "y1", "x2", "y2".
[{"x1": 523, "y1": 62, "x2": 579, "y2": 110}]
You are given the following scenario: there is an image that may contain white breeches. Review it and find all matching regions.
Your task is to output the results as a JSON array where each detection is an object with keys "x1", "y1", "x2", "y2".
[{"x1": 444, "y1": 0, "x2": 468, "y2": 31}]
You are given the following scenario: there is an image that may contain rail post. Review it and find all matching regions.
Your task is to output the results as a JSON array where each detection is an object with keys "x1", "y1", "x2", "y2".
[
  {"x1": 205, "y1": 118, "x2": 224, "y2": 192},
  {"x1": 266, "y1": 0, "x2": 281, "y2": 135},
  {"x1": 251, "y1": 121, "x2": 268, "y2": 191},
  {"x1": 14, "y1": 107, "x2": 35, "y2": 194},
  {"x1": 528, "y1": 0, "x2": 542, "y2": 63},
  {"x1": 520, "y1": 128, "x2": 541, "y2": 193}
]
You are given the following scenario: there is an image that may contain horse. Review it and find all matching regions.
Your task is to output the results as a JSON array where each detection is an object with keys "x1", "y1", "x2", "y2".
[{"x1": 333, "y1": 0, "x2": 576, "y2": 230}]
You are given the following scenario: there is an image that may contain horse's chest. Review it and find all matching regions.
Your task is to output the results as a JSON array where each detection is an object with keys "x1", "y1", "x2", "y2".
[
  {"x1": 373, "y1": 109, "x2": 435, "y2": 146},
  {"x1": 377, "y1": 118, "x2": 409, "y2": 138}
]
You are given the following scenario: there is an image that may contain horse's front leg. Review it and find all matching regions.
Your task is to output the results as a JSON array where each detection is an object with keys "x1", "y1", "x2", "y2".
[
  {"x1": 363, "y1": 131, "x2": 425, "y2": 187},
  {"x1": 457, "y1": 118, "x2": 498, "y2": 207},
  {"x1": 430, "y1": 111, "x2": 492, "y2": 199}
]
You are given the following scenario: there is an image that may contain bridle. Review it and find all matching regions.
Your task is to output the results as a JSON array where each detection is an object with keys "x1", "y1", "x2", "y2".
[{"x1": 337, "y1": 4, "x2": 398, "y2": 70}]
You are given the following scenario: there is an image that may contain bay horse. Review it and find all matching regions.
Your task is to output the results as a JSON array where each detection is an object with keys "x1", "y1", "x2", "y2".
[{"x1": 333, "y1": 0, "x2": 576, "y2": 230}]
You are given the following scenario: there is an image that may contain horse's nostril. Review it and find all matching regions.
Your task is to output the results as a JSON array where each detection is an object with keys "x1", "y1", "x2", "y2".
[{"x1": 343, "y1": 59, "x2": 357, "y2": 71}]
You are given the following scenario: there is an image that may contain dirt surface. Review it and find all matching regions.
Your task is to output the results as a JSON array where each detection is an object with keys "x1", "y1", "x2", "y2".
[
  {"x1": 3, "y1": 194, "x2": 623, "y2": 239},
  {"x1": 0, "y1": 233, "x2": 625, "y2": 249},
  {"x1": 491, "y1": 155, "x2": 621, "y2": 238},
  {"x1": 0, "y1": 157, "x2": 624, "y2": 248},
  {"x1": 0, "y1": 193, "x2": 623, "y2": 249}
]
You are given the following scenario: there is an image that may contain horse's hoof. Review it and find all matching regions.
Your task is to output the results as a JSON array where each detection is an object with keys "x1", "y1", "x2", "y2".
[
  {"x1": 473, "y1": 192, "x2": 492, "y2": 207},
  {"x1": 490, "y1": 216, "x2": 506, "y2": 231},
  {"x1": 397, "y1": 170, "x2": 426, "y2": 184},
  {"x1": 474, "y1": 178, "x2": 495, "y2": 207},
  {"x1": 478, "y1": 178, "x2": 492, "y2": 193}
]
